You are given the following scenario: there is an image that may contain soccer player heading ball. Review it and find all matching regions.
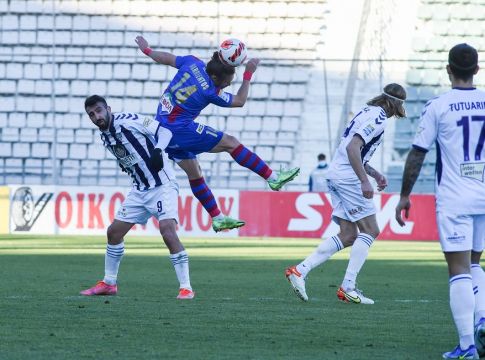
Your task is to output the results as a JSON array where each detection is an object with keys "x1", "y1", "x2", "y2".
[{"x1": 135, "y1": 35, "x2": 300, "y2": 233}]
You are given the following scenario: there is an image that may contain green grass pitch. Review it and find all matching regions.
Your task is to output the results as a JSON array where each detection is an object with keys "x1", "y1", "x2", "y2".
[{"x1": 0, "y1": 235, "x2": 453, "y2": 359}]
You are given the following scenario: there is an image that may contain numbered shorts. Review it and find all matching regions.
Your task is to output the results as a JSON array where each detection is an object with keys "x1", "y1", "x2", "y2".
[
  {"x1": 437, "y1": 212, "x2": 485, "y2": 252},
  {"x1": 164, "y1": 122, "x2": 224, "y2": 161},
  {"x1": 115, "y1": 181, "x2": 179, "y2": 225},
  {"x1": 326, "y1": 178, "x2": 376, "y2": 224}
]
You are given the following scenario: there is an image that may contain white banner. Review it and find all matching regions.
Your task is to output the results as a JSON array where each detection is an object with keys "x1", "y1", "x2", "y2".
[{"x1": 8, "y1": 185, "x2": 240, "y2": 237}]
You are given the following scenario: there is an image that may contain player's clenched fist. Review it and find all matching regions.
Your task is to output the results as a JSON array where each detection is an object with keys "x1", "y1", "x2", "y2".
[{"x1": 245, "y1": 58, "x2": 260, "y2": 74}]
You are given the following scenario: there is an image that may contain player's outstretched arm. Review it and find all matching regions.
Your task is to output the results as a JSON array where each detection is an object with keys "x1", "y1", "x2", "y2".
[
  {"x1": 135, "y1": 35, "x2": 177, "y2": 67},
  {"x1": 231, "y1": 58, "x2": 260, "y2": 107},
  {"x1": 395, "y1": 147, "x2": 426, "y2": 226}
]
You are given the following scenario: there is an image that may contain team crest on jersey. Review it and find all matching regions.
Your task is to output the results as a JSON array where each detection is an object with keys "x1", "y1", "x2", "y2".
[
  {"x1": 113, "y1": 144, "x2": 127, "y2": 158},
  {"x1": 363, "y1": 124, "x2": 375, "y2": 136}
]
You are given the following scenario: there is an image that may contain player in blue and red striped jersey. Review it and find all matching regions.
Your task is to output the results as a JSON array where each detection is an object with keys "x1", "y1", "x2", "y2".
[{"x1": 135, "y1": 35, "x2": 300, "y2": 233}]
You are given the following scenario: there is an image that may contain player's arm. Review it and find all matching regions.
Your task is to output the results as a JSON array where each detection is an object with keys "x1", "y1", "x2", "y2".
[
  {"x1": 364, "y1": 163, "x2": 387, "y2": 191},
  {"x1": 346, "y1": 135, "x2": 374, "y2": 199},
  {"x1": 138, "y1": 116, "x2": 173, "y2": 172},
  {"x1": 395, "y1": 99, "x2": 436, "y2": 226},
  {"x1": 395, "y1": 147, "x2": 427, "y2": 225},
  {"x1": 231, "y1": 58, "x2": 260, "y2": 107},
  {"x1": 135, "y1": 35, "x2": 177, "y2": 68}
]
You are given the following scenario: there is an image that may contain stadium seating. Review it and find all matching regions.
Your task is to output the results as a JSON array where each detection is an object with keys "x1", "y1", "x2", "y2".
[
  {"x1": 2, "y1": 0, "x2": 484, "y2": 193},
  {"x1": 0, "y1": 0, "x2": 328, "y2": 188}
]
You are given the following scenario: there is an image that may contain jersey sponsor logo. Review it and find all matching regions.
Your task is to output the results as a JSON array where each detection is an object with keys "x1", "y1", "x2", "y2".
[
  {"x1": 195, "y1": 123, "x2": 205, "y2": 134},
  {"x1": 362, "y1": 124, "x2": 375, "y2": 136},
  {"x1": 160, "y1": 93, "x2": 174, "y2": 114},
  {"x1": 460, "y1": 162, "x2": 485, "y2": 182},
  {"x1": 118, "y1": 154, "x2": 138, "y2": 168},
  {"x1": 143, "y1": 117, "x2": 153, "y2": 128},
  {"x1": 218, "y1": 90, "x2": 230, "y2": 103}
]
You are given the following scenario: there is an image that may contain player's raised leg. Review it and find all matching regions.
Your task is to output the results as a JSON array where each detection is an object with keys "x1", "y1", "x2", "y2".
[
  {"x1": 178, "y1": 158, "x2": 245, "y2": 232},
  {"x1": 80, "y1": 220, "x2": 133, "y2": 296},
  {"x1": 210, "y1": 134, "x2": 300, "y2": 191}
]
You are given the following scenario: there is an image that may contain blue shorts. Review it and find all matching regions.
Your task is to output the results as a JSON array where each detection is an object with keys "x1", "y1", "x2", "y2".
[{"x1": 164, "y1": 122, "x2": 224, "y2": 161}]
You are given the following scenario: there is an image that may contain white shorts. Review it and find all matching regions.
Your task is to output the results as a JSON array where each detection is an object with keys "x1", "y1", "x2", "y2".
[
  {"x1": 115, "y1": 181, "x2": 179, "y2": 225},
  {"x1": 437, "y1": 212, "x2": 485, "y2": 252},
  {"x1": 327, "y1": 178, "x2": 376, "y2": 224}
]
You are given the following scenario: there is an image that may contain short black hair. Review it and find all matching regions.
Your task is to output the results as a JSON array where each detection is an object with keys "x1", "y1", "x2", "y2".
[
  {"x1": 448, "y1": 43, "x2": 478, "y2": 81},
  {"x1": 317, "y1": 153, "x2": 326, "y2": 161},
  {"x1": 85, "y1": 95, "x2": 107, "y2": 110}
]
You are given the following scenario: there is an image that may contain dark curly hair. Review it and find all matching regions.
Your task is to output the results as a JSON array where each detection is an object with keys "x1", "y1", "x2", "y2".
[{"x1": 206, "y1": 51, "x2": 236, "y2": 84}]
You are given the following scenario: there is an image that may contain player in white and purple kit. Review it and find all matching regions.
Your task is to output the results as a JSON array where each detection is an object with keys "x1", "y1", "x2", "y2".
[
  {"x1": 396, "y1": 44, "x2": 485, "y2": 359},
  {"x1": 286, "y1": 83, "x2": 407, "y2": 304},
  {"x1": 135, "y1": 35, "x2": 300, "y2": 233}
]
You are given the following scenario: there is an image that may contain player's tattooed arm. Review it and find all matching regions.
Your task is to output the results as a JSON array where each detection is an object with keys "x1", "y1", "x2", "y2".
[
  {"x1": 364, "y1": 163, "x2": 378, "y2": 178},
  {"x1": 400, "y1": 148, "x2": 427, "y2": 196}
]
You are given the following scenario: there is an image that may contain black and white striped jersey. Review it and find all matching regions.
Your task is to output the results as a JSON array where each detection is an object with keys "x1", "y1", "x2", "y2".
[{"x1": 100, "y1": 112, "x2": 176, "y2": 190}]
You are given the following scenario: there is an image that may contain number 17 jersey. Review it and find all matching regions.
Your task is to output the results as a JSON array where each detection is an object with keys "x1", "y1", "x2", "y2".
[{"x1": 413, "y1": 88, "x2": 485, "y2": 214}]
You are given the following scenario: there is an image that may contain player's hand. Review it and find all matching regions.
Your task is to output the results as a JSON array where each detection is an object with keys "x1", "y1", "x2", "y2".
[
  {"x1": 135, "y1": 35, "x2": 149, "y2": 52},
  {"x1": 245, "y1": 58, "x2": 260, "y2": 73},
  {"x1": 361, "y1": 179, "x2": 374, "y2": 199},
  {"x1": 375, "y1": 173, "x2": 388, "y2": 191},
  {"x1": 395, "y1": 196, "x2": 411, "y2": 227},
  {"x1": 150, "y1": 148, "x2": 164, "y2": 172}
]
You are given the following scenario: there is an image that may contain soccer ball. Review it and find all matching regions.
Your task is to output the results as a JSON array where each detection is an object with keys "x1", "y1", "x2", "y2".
[{"x1": 218, "y1": 38, "x2": 247, "y2": 67}]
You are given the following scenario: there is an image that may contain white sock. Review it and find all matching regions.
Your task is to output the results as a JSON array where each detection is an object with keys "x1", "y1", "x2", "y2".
[
  {"x1": 296, "y1": 236, "x2": 343, "y2": 278},
  {"x1": 213, "y1": 214, "x2": 224, "y2": 220},
  {"x1": 449, "y1": 274, "x2": 475, "y2": 350},
  {"x1": 342, "y1": 233, "x2": 374, "y2": 290},
  {"x1": 471, "y1": 264, "x2": 485, "y2": 323},
  {"x1": 103, "y1": 242, "x2": 125, "y2": 285},
  {"x1": 267, "y1": 171, "x2": 277, "y2": 181},
  {"x1": 169, "y1": 250, "x2": 191, "y2": 290}
]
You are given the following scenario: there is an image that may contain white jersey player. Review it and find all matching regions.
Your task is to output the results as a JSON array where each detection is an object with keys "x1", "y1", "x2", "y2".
[
  {"x1": 80, "y1": 95, "x2": 195, "y2": 300},
  {"x1": 396, "y1": 43, "x2": 485, "y2": 359},
  {"x1": 286, "y1": 83, "x2": 407, "y2": 304}
]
